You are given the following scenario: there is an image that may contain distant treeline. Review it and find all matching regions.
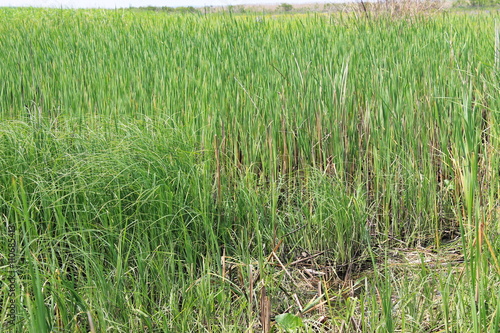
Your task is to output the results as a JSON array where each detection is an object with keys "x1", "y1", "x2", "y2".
[
  {"x1": 127, "y1": 2, "x2": 500, "y2": 16},
  {"x1": 132, "y1": 6, "x2": 199, "y2": 13}
]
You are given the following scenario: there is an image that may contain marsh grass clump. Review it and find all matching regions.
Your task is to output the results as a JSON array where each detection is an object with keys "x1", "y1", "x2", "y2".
[{"x1": 0, "y1": 8, "x2": 499, "y2": 332}]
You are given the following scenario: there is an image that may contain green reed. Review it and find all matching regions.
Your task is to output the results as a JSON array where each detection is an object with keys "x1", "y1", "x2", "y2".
[{"x1": 0, "y1": 8, "x2": 498, "y2": 332}]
